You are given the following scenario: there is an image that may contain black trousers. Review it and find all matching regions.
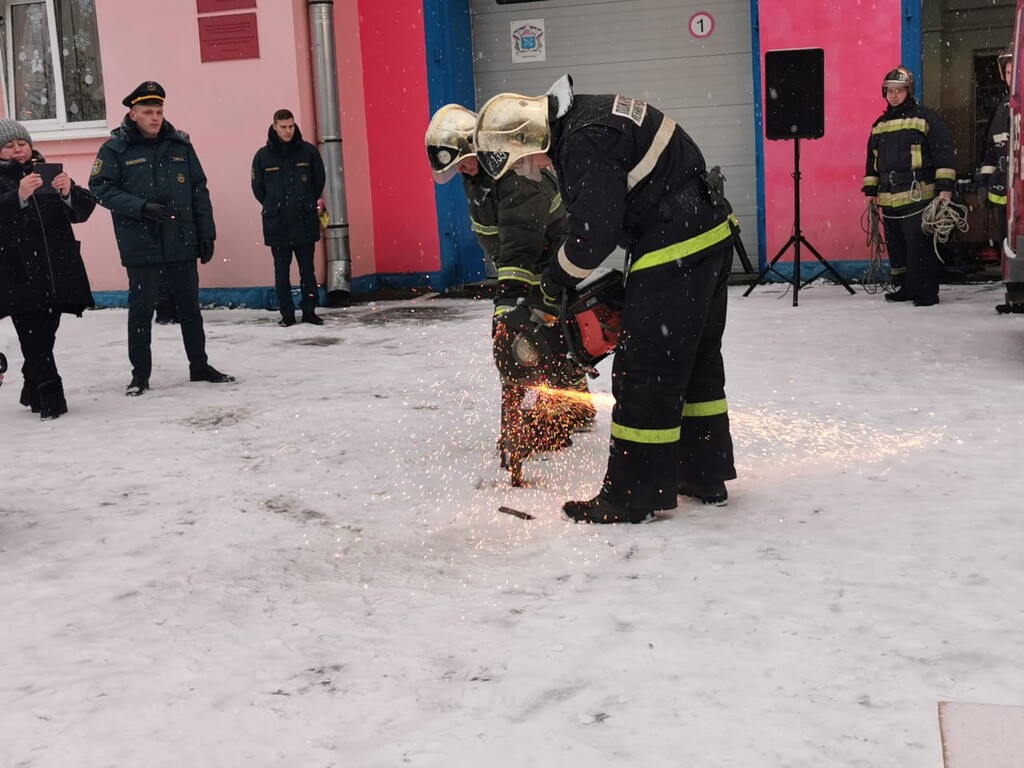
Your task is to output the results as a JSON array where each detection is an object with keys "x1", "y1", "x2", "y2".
[
  {"x1": 272, "y1": 243, "x2": 318, "y2": 316},
  {"x1": 882, "y1": 202, "x2": 938, "y2": 301},
  {"x1": 602, "y1": 241, "x2": 737, "y2": 510},
  {"x1": 12, "y1": 307, "x2": 61, "y2": 387},
  {"x1": 126, "y1": 261, "x2": 207, "y2": 379}
]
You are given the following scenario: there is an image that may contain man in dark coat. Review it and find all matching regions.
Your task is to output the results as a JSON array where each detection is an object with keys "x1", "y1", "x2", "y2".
[
  {"x1": 476, "y1": 75, "x2": 738, "y2": 523},
  {"x1": 89, "y1": 81, "x2": 233, "y2": 396},
  {"x1": 978, "y1": 46, "x2": 1012, "y2": 243},
  {"x1": 251, "y1": 109, "x2": 326, "y2": 326},
  {"x1": 0, "y1": 118, "x2": 95, "y2": 419}
]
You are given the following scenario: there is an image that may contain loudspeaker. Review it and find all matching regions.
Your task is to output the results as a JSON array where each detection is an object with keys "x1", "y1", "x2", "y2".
[{"x1": 765, "y1": 48, "x2": 825, "y2": 140}]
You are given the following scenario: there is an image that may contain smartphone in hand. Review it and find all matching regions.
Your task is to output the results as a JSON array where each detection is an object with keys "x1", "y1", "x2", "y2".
[{"x1": 33, "y1": 162, "x2": 63, "y2": 194}]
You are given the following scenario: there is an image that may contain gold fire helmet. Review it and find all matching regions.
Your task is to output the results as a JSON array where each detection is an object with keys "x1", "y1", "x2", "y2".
[
  {"x1": 474, "y1": 92, "x2": 551, "y2": 179},
  {"x1": 881, "y1": 66, "x2": 915, "y2": 99},
  {"x1": 425, "y1": 104, "x2": 477, "y2": 184}
]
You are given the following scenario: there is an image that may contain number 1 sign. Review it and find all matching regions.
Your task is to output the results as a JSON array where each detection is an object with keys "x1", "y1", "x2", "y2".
[{"x1": 689, "y1": 12, "x2": 715, "y2": 39}]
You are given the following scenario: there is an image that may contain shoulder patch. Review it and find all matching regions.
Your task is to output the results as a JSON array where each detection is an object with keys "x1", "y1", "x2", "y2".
[
  {"x1": 612, "y1": 95, "x2": 648, "y2": 127},
  {"x1": 91, "y1": 159, "x2": 103, "y2": 177}
]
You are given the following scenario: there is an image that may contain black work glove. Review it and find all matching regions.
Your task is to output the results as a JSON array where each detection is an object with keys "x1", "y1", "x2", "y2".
[
  {"x1": 526, "y1": 272, "x2": 564, "y2": 326},
  {"x1": 141, "y1": 202, "x2": 174, "y2": 223},
  {"x1": 977, "y1": 185, "x2": 991, "y2": 209},
  {"x1": 199, "y1": 240, "x2": 215, "y2": 264}
]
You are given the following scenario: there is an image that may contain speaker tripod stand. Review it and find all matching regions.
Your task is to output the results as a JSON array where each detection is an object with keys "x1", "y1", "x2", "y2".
[{"x1": 744, "y1": 138, "x2": 855, "y2": 306}]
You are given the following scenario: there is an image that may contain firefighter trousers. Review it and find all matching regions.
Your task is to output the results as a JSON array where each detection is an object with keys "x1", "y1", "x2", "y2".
[
  {"x1": 602, "y1": 240, "x2": 736, "y2": 511},
  {"x1": 882, "y1": 201, "x2": 938, "y2": 301}
]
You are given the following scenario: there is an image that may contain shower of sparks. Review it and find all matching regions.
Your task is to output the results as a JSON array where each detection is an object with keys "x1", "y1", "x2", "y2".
[
  {"x1": 731, "y1": 407, "x2": 947, "y2": 473},
  {"x1": 531, "y1": 384, "x2": 616, "y2": 410}
]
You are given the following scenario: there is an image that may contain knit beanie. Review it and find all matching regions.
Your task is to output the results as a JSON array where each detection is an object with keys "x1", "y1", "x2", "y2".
[{"x1": 0, "y1": 118, "x2": 33, "y2": 148}]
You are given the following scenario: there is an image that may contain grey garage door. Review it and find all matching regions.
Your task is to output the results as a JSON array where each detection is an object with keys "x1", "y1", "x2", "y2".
[{"x1": 469, "y1": 0, "x2": 759, "y2": 270}]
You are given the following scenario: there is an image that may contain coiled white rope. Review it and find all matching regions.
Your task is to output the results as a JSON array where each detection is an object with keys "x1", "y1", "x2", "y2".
[{"x1": 920, "y1": 197, "x2": 969, "y2": 263}]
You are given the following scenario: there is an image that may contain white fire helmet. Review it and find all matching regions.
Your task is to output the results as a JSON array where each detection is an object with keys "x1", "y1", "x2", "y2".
[
  {"x1": 474, "y1": 93, "x2": 551, "y2": 179},
  {"x1": 881, "y1": 66, "x2": 915, "y2": 99},
  {"x1": 425, "y1": 104, "x2": 477, "y2": 184}
]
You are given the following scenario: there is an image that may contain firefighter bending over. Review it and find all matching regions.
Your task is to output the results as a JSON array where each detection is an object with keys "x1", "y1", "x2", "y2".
[
  {"x1": 863, "y1": 66, "x2": 956, "y2": 307},
  {"x1": 475, "y1": 74, "x2": 737, "y2": 524},
  {"x1": 424, "y1": 104, "x2": 595, "y2": 472}
]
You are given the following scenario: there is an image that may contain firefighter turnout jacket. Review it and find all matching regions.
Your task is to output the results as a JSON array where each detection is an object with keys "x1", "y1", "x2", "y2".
[
  {"x1": 462, "y1": 168, "x2": 567, "y2": 316},
  {"x1": 862, "y1": 98, "x2": 957, "y2": 209},
  {"x1": 545, "y1": 88, "x2": 737, "y2": 511},
  {"x1": 980, "y1": 97, "x2": 1010, "y2": 207}
]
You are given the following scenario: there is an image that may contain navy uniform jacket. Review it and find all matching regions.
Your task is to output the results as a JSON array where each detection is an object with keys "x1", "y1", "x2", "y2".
[
  {"x1": 89, "y1": 116, "x2": 215, "y2": 266},
  {"x1": 462, "y1": 168, "x2": 567, "y2": 313},
  {"x1": 251, "y1": 124, "x2": 326, "y2": 247},
  {"x1": 980, "y1": 98, "x2": 1010, "y2": 207},
  {"x1": 546, "y1": 93, "x2": 730, "y2": 287},
  {"x1": 862, "y1": 98, "x2": 957, "y2": 209}
]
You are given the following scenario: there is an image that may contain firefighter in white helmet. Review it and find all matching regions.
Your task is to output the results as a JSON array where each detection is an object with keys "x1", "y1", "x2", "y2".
[
  {"x1": 476, "y1": 75, "x2": 737, "y2": 524},
  {"x1": 425, "y1": 103, "x2": 595, "y2": 474},
  {"x1": 863, "y1": 66, "x2": 957, "y2": 306}
]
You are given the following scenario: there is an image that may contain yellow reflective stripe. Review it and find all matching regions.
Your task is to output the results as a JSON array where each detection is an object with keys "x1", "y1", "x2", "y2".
[
  {"x1": 682, "y1": 398, "x2": 728, "y2": 417},
  {"x1": 872, "y1": 117, "x2": 928, "y2": 135},
  {"x1": 863, "y1": 175, "x2": 880, "y2": 186},
  {"x1": 934, "y1": 168, "x2": 956, "y2": 181},
  {"x1": 493, "y1": 304, "x2": 515, "y2": 317},
  {"x1": 557, "y1": 242, "x2": 594, "y2": 280},
  {"x1": 878, "y1": 184, "x2": 935, "y2": 207},
  {"x1": 549, "y1": 192, "x2": 562, "y2": 213},
  {"x1": 980, "y1": 165, "x2": 997, "y2": 175},
  {"x1": 611, "y1": 421, "x2": 680, "y2": 444},
  {"x1": 627, "y1": 115, "x2": 676, "y2": 192},
  {"x1": 497, "y1": 267, "x2": 537, "y2": 284},
  {"x1": 630, "y1": 219, "x2": 733, "y2": 273},
  {"x1": 990, "y1": 192, "x2": 1007, "y2": 205},
  {"x1": 891, "y1": 266, "x2": 907, "y2": 275},
  {"x1": 911, "y1": 144, "x2": 922, "y2": 169},
  {"x1": 471, "y1": 220, "x2": 498, "y2": 236}
]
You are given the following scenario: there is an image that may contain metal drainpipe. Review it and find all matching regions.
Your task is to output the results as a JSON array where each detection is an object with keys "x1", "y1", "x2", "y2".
[{"x1": 308, "y1": 0, "x2": 351, "y2": 301}]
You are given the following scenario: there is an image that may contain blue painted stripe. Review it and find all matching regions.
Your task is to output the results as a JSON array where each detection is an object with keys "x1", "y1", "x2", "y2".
[
  {"x1": 422, "y1": 0, "x2": 483, "y2": 291},
  {"x1": 902, "y1": 0, "x2": 923, "y2": 93},
  {"x1": 749, "y1": 0, "x2": 767, "y2": 269}
]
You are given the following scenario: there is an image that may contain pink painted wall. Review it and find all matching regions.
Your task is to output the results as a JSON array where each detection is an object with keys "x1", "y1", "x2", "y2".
[
  {"x1": 0, "y1": 0, "x2": 379, "y2": 292},
  {"x1": 356, "y1": 0, "x2": 441, "y2": 275},
  {"x1": 759, "y1": 2, "x2": 901, "y2": 263}
]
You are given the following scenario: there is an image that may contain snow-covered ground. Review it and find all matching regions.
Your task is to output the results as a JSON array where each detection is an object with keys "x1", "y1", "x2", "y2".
[{"x1": 2, "y1": 283, "x2": 1022, "y2": 767}]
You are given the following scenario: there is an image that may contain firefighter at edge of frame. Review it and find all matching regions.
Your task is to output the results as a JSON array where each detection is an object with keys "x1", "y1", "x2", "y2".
[
  {"x1": 978, "y1": 45, "x2": 1013, "y2": 247},
  {"x1": 474, "y1": 74, "x2": 738, "y2": 525},
  {"x1": 863, "y1": 65, "x2": 956, "y2": 308},
  {"x1": 424, "y1": 104, "x2": 597, "y2": 456}
]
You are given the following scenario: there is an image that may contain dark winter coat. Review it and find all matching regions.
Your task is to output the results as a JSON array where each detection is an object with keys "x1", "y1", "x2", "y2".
[
  {"x1": 251, "y1": 125, "x2": 326, "y2": 246},
  {"x1": 980, "y1": 97, "x2": 1009, "y2": 207},
  {"x1": 89, "y1": 116, "x2": 216, "y2": 266},
  {"x1": 462, "y1": 168, "x2": 567, "y2": 311},
  {"x1": 547, "y1": 92, "x2": 731, "y2": 286},
  {"x1": 0, "y1": 151, "x2": 95, "y2": 318},
  {"x1": 862, "y1": 98, "x2": 957, "y2": 209}
]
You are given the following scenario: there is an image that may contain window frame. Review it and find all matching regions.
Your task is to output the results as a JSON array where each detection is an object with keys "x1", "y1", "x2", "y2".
[{"x1": 0, "y1": 0, "x2": 108, "y2": 139}]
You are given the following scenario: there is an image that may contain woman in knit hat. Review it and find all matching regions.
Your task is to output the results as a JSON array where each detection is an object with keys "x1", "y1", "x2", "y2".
[{"x1": 0, "y1": 117, "x2": 96, "y2": 420}]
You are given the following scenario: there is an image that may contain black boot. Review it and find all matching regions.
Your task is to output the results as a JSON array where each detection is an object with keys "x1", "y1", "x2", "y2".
[
  {"x1": 278, "y1": 314, "x2": 296, "y2": 327},
  {"x1": 38, "y1": 379, "x2": 68, "y2": 421},
  {"x1": 563, "y1": 495, "x2": 655, "y2": 524},
  {"x1": 19, "y1": 379, "x2": 40, "y2": 413},
  {"x1": 125, "y1": 376, "x2": 149, "y2": 397},
  {"x1": 190, "y1": 364, "x2": 235, "y2": 383},
  {"x1": 302, "y1": 311, "x2": 324, "y2": 325},
  {"x1": 678, "y1": 479, "x2": 728, "y2": 506},
  {"x1": 913, "y1": 295, "x2": 939, "y2": 307},
  {"x1": 885, "y1": 288, "x2": 912, "y2": 303}
]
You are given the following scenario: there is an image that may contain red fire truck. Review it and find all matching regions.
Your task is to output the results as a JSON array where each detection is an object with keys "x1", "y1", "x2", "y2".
[{"x1": 1002, "y1": 0, "x2": 1024, "y2": 312}]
